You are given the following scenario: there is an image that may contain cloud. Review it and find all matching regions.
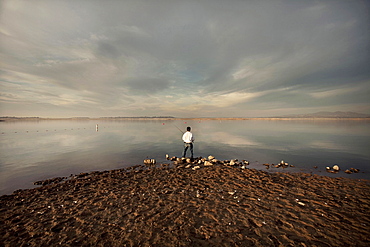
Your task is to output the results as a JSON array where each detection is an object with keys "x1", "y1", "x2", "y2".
[
  {"x1": 124, "y1": 77, "x2": 172, "y2": 94},
  {"x1": 310, "y1": 86, "x2": 362, "y2": 99}
]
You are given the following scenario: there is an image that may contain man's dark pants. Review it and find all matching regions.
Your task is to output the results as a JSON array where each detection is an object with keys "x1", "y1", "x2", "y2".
[{"x1": 182, "y1": 143, "x2": 193, "y2": 158}]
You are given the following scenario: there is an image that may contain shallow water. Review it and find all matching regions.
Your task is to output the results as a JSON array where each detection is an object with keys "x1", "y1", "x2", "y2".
[{"x1": 1, "y1": 119, "x2": 369, "y2": 195}]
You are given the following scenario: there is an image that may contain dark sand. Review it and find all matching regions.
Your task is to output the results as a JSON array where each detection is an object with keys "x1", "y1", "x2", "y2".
[{"x1": 1, "y1": 163, "x2": 369, "y2": 247}]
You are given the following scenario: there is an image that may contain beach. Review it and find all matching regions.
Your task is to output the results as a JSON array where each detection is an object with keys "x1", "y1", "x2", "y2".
[{"x1": 1, "y1": 161, "x2": 369, "y2": 246}]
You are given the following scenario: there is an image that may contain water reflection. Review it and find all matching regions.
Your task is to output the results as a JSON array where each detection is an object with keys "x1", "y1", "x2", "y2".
[{"x1": 1, "y1": 120, "x2": 369, "y2": 195}]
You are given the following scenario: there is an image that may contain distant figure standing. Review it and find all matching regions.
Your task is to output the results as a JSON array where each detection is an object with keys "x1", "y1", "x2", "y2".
[{"x1": 182, "y1": 126, "x2": 194, "y2": 159}]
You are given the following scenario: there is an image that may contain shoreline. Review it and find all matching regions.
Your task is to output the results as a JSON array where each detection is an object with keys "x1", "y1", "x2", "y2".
[
  {"x1": 1, "y1": 158, "x2": 367, "y2": 197},
  {"x1": 1, "y1": 117, "x2": 370, "y2": 122},
  {"x1": 1, "y1": 162, "x2": 369, "y2": 246}
]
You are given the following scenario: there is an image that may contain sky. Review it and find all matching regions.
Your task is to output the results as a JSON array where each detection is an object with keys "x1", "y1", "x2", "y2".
[{"x1": 0, "y1": 0, "x2": 369, "y2": 118}]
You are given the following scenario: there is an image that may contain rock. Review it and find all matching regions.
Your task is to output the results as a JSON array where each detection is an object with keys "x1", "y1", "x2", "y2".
[
  {"x1": 192, "y1": 166, "x2": 201, "y2": 170},
  {"x1": 345, "y1": 169, "x2": 352, "y2": 174},
  {"x1": 185, "y1": 164, "x2": 192, "y2": 169},
  {"x1": 230, "y1": 160, "x2": 237, "y2": 166},
  {"x1": 333, "y1": 165, "x2": 340, "y2": 171},
  {"x1": 144, "y1": 159, "x2": 156, "y2": 165},
  {"x1": 204, "y1": 161, "x2": 213, "y2": 166},
  {"x1": 280, "y1": 160, "x2": 285, "y2": 165},
  {"x1": 243, "y1": 160, "x2": 249, "y2": 165},
  {"x1": 165, "y1": 154, "x2": 169, "y2": 160},
  {"x1": 350, "y1": 168, "x2": 359, "y2": 173},
  {"x1": 326, "y1": 167, "x2": 331, "y2": 170},
  {"x1": 186, "y1": 158, "x2": 192, "y2": 163},
  {"x1": 208, "y1": 155, "x2": 215, "y2": 160}
]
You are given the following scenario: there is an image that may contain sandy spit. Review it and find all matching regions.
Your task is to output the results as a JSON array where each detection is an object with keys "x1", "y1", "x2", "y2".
[{"x1": 1, "y1": 165, "x2": 369, "y2": 247}]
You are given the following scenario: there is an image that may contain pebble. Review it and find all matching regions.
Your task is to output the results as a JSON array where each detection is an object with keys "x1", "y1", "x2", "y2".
[
  {"x1": 204, "y1": 161, "x2": 213, "y2": 166},
  {"x1": 350, "y1": 168, "x2": 359, "y2": 173},
  {"x1": 143, "y1": 159, "x2": 156, "y2": 165}
]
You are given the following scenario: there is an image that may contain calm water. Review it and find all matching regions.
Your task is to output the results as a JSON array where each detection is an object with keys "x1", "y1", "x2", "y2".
[{"x1": 1, "y1": 119, "x2": 369, "y2": 195}]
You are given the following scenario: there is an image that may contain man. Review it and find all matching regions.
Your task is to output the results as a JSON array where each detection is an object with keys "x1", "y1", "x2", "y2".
[{"x1": 182, "y1": 126, "x2": 194, "y2": 159}]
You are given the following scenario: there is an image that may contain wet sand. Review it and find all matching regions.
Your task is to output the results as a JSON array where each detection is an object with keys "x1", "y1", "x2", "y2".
[{"x1": 1, "y1": 163, "x2": 369, "y2": 246}]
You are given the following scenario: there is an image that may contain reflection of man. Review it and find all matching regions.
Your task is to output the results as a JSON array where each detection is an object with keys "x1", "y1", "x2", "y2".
[{"x1": 182, "y1": 126, "x2": 194, "y2": 159}]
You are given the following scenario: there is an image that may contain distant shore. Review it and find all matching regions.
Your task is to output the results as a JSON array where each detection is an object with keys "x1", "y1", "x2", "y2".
[
  {"x1": 1, "y1": 116, "x2": 370, "y2": 122},
  {"x1": 1, "y1": 162, "x2": 369, "y2": 246}
]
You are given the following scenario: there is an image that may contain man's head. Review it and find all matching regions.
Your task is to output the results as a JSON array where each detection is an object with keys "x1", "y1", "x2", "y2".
[{"x1": 187, "y1": 126, "x2": 191, "y2": 131}]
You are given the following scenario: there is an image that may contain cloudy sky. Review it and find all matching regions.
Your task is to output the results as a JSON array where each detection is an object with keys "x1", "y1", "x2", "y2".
[{"x1": 1, "y1": 0, "x2": 369, "y2": 117}]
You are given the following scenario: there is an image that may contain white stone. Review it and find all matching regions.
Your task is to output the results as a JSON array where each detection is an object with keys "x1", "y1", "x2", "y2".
[
  {"x1": 333, "y1": 165, "x2": 340, "y2": 171},
  {"x1": 204, "y1": 161, "x2": 213, "y2": 166}
]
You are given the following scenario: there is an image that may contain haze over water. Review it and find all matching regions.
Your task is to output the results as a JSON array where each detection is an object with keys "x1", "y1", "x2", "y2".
[{"x1": 1, "y1": 119, "x2": 369, "y2": 195}]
